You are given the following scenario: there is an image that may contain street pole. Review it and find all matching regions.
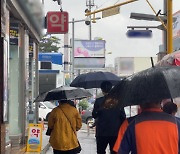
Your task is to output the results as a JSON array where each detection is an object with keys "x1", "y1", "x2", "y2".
[
  {"x1": 163, "y1": 0, "x2": 167, "y2": 52},
  {"x1": 71, "y1": 18, "x2": 75, "y2": 81},
  {"x1": 88, "y1": 0, "x2": 92, "y2": 40},
  {"x1": 68, "y1": 17, "x2": 100, "y2": 81},
  {"x1": 167, "y1": 0, "x2": 173, "y2": 54}
]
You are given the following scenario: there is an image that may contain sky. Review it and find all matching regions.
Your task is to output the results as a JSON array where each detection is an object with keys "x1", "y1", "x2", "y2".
[{"x1": 43, "y1": 0, "x2": 180, "y2": 66}]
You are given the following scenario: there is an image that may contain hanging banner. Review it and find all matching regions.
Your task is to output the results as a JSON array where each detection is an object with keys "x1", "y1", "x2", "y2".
[{"x1": 26, "y1": 124, "x2": 42, "y2": 152}]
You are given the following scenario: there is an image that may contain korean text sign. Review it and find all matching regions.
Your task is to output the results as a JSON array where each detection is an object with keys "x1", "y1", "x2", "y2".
[
  {"x1": 26, "y1": 124, "x2": 42, "y2": 152},
  {"x1": 47, "y1": 11, "x2": 69, "y2": 34}
]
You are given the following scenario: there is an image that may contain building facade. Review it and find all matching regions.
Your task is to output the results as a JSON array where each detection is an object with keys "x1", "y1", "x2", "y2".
[
  {"x1": 114, "y1": 57, "x2": 157, "y2": 77},
  {"x1": 38, "y1": 52, "x2": 64, "y2": 94},
  {"x1": 1, "y1": 0, "x2": 44, "y2": 153}
]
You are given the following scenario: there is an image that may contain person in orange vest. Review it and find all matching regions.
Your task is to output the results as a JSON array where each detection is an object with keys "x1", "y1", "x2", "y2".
[
  {"x1": 113, "y1": 116, "x2": 136, "y2": 153},
  {"x1": 118, "y1": 101, "x2": 180, "y2": 154},
  {"x1": 113, "y1": 106, "x2": 142, "y2": 153}
]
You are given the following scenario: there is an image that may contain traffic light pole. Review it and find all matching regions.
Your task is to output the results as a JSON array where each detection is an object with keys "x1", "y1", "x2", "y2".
[
  {"x1": 85, "y1": 0, "x2": 173, "y2": 55},
  {"x1": 71, "y1": 18, "x2": 75, "y2": 81},
  {"x1": 163, "y1": 0, "x2": 167, "y2": 53},
  {"x1": 167, "y1": 0, "x2": 173, "y2": 54},
  {"x1": 68, "y1": 17, "x2": 100, "y2": 81}
]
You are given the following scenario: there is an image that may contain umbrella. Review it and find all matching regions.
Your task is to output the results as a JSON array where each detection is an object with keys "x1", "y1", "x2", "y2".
[
  {"x1": 106, "y1": 66, "x2": 180, "y2": 108},
  {"x1": 156, "y1": 51, "x2": 180, "y2": 66},
  {"x1": 34, "y1": 86, "x2": 92, "y2": 102},
  {"x1": 70, "y1": 71, "x2": 121, "y2": 89}
]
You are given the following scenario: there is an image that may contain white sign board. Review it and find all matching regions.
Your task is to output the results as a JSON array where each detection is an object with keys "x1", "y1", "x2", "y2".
[
  {"x1": 74, "y1": 40, "x2": 105, "y2": 58},
  {"x1": 74, "y1": 58, "x2": 105, "y2": 69}
]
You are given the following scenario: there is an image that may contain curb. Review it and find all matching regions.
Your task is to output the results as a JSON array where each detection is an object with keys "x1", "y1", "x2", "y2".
[{"x1": 40, "y1": 143, "x2": 51, "y2": 154}]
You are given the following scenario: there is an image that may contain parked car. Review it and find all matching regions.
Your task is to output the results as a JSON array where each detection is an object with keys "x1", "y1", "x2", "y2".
[
  {"x1": 39, "y1": 101, "x2": 56, "y2": 121},
  {"x1": 81, "y1": 106, "x2": 94, "y2": 125}
]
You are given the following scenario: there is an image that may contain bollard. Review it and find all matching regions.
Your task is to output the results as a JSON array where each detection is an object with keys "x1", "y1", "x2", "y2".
[
  {"x1": 87, "y1": 122, "x2": 90, "y2": 136},
  {"x1": 40, "y1": 119, "x2": 45, "y2": 131}
]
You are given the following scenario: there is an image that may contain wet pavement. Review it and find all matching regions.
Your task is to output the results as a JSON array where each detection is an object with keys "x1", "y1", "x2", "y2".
[{"x1": 46, "y1": 124, "x2": 97, "y2": 154}]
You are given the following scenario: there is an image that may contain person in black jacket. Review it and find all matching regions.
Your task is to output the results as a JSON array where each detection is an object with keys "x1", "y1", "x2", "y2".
[{"x1": 92, "y1": 81, "x2": 126, "y2": 154}]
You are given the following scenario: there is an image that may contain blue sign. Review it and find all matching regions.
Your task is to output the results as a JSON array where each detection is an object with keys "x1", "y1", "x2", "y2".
[
  {"x1": 126, "y1": 30, "x2": 152, "y2": 38},
  {"x1": 38, "y1": 53, "x2": 63, "y2": 65}
]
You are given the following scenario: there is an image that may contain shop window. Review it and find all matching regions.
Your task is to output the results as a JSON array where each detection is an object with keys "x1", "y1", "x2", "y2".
[{"x1": 41, "y1": 62, "x2": 52, "y2": 69}]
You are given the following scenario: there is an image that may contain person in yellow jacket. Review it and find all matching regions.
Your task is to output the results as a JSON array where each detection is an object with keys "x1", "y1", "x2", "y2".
[{"x1": 48, "y1": 100, "x2": 82, "y2": 154}]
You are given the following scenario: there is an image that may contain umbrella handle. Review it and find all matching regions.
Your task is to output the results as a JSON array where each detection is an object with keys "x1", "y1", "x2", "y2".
[{"x1": 151, "y1": 57, "x2": 154, "y2": 67}]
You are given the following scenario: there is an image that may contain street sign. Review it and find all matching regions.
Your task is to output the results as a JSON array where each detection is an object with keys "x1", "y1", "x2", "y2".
[
  {"x1": 102, "y1": 7, "x2": 120, "y2": 18},
  {"x1": 126, "y1": 30, "x2": 152, "y2": 38},
  {"x1": 26, "y1": 124, "x2": 42, "y2": 152},
  {"x1": 47, "y1": 11, "x2": 69, "y2": 34}
]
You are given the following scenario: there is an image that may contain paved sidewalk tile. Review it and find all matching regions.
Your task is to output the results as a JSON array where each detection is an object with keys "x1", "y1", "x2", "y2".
[{"x1": 46, "y1": 124, "x2": 97, "y2": 154}]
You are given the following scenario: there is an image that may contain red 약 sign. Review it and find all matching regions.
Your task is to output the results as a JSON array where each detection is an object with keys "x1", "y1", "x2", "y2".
[{"x1": 47, "y1": 11, "x2": 69, "y2": 34}]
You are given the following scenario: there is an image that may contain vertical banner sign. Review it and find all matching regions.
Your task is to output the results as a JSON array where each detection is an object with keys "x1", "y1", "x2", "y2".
[
  {"x1": 10, "y1": 23, "x2": 19, "y2": 45},
  {"x1": 47, "y1": 11, "x2": 69, "y2": 34},
  {"x1": 26, "y1": 124, "x2": 42, "y2": 152},
  {"x1": 29, "y1": 39, "x2": 33, "y2": 57}
]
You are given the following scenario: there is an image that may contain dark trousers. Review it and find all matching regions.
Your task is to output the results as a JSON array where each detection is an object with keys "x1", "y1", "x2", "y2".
[
  {"x1": 53, "y1": 149, "x2": 76, "y2": 154},
  {"x1": 96, "y1": 136, "x2": 117, "y2": 154}
]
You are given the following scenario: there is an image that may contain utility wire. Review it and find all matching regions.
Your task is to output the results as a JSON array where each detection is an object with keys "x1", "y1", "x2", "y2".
[
  {"x1": 94, "y1": 0, "x2": 121, "y2": 11},
  {"x1": 114, "y1": 0, "x2": 121, "y2": 5},
  {"x1": 94, "y1": 0, "x2": 112, "y2": 10}
]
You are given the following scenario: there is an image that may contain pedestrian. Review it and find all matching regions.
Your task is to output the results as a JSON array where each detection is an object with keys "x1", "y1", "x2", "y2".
[
  {"x1": 162, "y1": 101, "x2": 178, "y2": 115},
  {"x1": 113, "y1": 115, "x2": 136, "y2": 153},
  {"x1": 113, "y1": 106, "x2": 143, "y2": 153},
  {"x1": 118, "y1": 101, "x2": 180, "y2": 154},
  {"x1": 48, "y1": 100, "x2": 82, "y2": 154},
  {"x1": 92, "y1": 81, "x2": 126, "y2": 154}
]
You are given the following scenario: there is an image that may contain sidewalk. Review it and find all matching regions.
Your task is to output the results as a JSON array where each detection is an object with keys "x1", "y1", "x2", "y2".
[
  {"x1": 24, "y1": 124, "x2": 51, "y2": 154},
  {"x1": 8, "y1": 123, "x2": 108, "y2": 154},
  {"x1": 6, "y1": 124, "x2": 50, "y2": 154},
  {"x1": 46, "y1": 123, "x2": 97, "y2": 154}
]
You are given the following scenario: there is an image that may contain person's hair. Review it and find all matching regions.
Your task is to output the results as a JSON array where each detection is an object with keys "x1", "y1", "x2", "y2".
[
  {"x1": 162, "y1": 102, "x2": 177, "y2": 114},
  {"x1": 140, "y1": 101, "x2": 161, "y2": 109},
  {"x1": 58, "y1": 100, "x2": 76, "y2": 107},
  {"x1": 100, "y1": 81, "x2": 112, "y2": 93},
  {"x1": 58, "y1": 100, "x2": 67, "y2": 104}
]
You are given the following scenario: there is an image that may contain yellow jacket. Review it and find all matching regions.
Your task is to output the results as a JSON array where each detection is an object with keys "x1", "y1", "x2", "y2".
[{"x1": 48, "y1": 103, "x2": 82, "y2": 151}]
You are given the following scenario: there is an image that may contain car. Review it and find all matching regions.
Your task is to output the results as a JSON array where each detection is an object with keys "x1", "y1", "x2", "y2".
[
  {"x1": 81, "y1": 106, "x2": 94, "y2": 125},
  {"x1": 39, "y1": 101, "x2": 56, "y2": 121}
]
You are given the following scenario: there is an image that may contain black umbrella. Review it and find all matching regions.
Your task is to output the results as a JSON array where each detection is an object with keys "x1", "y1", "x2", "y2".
[
  {"x1": 70, "y1": 71, "x2": 121, "y2": 89},
  {"x1": 34, "y1": 86, "x2": 92, "y2": 102},
  {"x1": 106, "y1": 66, "x2": 180, "y2": 107}
]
